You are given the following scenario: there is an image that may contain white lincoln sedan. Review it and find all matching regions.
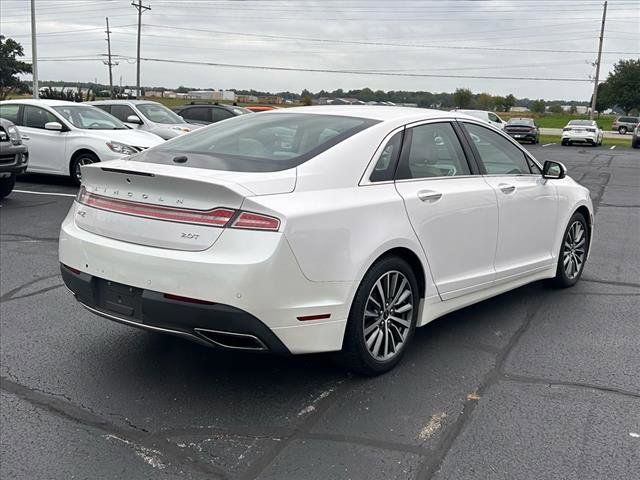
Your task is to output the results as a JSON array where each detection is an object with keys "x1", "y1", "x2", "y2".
[{"x1": 59, "y1": 106, "x2": 593, "y2": 375}]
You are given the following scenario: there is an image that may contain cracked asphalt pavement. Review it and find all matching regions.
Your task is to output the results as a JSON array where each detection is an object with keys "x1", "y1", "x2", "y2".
[{"x1": 1, "y1": 144, "x2": 639, "y2": 479}]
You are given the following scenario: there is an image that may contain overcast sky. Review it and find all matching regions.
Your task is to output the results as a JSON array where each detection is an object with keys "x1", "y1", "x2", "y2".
[{"x1": 1, "y1": 0, "x2": 639, "y2": 100}]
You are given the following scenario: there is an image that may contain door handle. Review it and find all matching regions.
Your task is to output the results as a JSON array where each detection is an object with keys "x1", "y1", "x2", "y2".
[
  {"x1": 499, "y1": 184, "x2": 516, "y2": 194},
  {"x1": 417, "y1": 190, "x2": 443, "y2": 202},
  {"x1": 21, "y1": 135, "x2": 30, "y2": 140}
]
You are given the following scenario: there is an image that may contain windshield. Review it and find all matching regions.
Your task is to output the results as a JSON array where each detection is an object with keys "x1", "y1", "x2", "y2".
[
  {"x1": 143, "y1": 112, "x2": 379, "y2": 172},
  {"x1": 568, "y1": 120, "x2": 594, "y2": 126},
  {"x1": 136, "y1": 103, "x2": 184, "y2": 124},
  {"x1": 53, "y1": 105, "x2": 127, "y2": 130}
]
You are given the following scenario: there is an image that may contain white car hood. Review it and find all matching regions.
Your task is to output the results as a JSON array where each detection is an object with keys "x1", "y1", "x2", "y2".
[{"x1": 81, "y1": 128, "x2": 164, "y2": 148}]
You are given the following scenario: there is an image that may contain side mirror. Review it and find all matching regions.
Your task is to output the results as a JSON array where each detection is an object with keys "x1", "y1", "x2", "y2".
[
  {"x1": 543, "y1": 160, "x2": 567, "y2": 179},
  {"x1": 127, "y1": 115, "x2": 143, "y2": 124},
  {"x1": 44, "y1": 121, "x2": 63, "y2": 131}
]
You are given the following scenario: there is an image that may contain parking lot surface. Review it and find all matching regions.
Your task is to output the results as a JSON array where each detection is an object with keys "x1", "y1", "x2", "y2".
[{"x1": 1, "y1": 144, "x2": 639, "y2": 479}]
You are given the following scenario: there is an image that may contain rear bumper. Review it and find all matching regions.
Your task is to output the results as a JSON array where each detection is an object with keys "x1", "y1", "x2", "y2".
[
  {"x1": 561, "y1": 132, "x2": 597, "y2": 142},
  {"x1": 59, "y1": 203, "x2": 352, "y2": 354},
  {"x1": 506, "y1": 132, "x2": 537, "y2": 141}
]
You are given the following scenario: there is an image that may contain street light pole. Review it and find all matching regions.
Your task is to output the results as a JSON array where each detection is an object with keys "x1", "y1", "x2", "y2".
[
  {"x1": 30, "y1": 0, "x2": 39, "y2": 99},
  {"x1": 590, "y1": 1, "x2": 607, "y2": 120}
]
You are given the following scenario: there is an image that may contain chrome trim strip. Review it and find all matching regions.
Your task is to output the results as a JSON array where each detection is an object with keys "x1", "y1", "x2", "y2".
[
  {"x1": 194, "y1": 328, "x2": 268, "y2": 351},
  {"x1": 78, "y1": 301, "x2": 213, "y2": 348}
]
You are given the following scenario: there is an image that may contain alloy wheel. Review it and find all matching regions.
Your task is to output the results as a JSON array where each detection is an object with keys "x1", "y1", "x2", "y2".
[
  {"x1": 563, "y1": 220, "x2": 586, "y2": 279},
  {"x1": 362, "y1": 270, "x2": 414, "y2": 361},
  {"x1": 74, "y1": 157, "x2": 94, "y2": 182}
]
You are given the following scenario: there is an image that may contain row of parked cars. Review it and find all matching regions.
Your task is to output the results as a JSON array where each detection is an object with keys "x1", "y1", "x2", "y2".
[{"x1": 0, "y1": 99, "x2": 272, "y2": 198}]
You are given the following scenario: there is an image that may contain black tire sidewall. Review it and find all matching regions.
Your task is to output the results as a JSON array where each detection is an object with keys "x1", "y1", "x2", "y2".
[
  {"x1": 70, "y1": 153, "x2": 98, "y2": 185},
  {"x1": 555, "y1": 212, "x2": 589, "y2": 287},
  {"x1": 342, "y1": 256, "x2": 420, "y2": 375},
  {"x1": 0, "y1": 174, "x2": 16, "y2": 199}
]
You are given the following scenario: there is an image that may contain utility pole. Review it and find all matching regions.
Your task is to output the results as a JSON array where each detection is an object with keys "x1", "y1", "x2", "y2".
[
  {"x1": 104, "y1": 17, "x2": 118, "y2": 99},
  {"x1": 30, "y1": 0, "x2": 39, "y2": 99},
  {"x1": 590, "y1": 0, "x2": 607, "y2": 120},
  {"x1": 131, "y1": 0, "x2": 151, "y2": 99}
]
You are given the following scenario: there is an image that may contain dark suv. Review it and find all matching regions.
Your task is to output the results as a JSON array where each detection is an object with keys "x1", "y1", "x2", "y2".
[
  {"x1": 0, "y1": 118, "x2": 28, "y2": 199},
  {"x1": 612, "y1": 116, "x2": 639, "y2": 135},
  {"x1": 172, "y1": 102, "x2": 251, "y2": 125}
]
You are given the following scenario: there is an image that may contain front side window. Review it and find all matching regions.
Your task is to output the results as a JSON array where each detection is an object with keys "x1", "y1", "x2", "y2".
[
  {"x1": 0, "y1": 104, "x2": 20, "y2": 124},
  {"x1": 212, "y1": 108, "x2": 234, "y2": 122},
  {"x1": 464, "y1": 122, "x2": 531, "y2": 175},
  {"x1": 23, "y1": 106, "x2": 59, "y2": 129},
  {"x1": 142, "y1": 113, "x2": 378, "y2": 172},
  {"x1": 370, "y1": 131, "x2": 403, "y2": 182},
  {"x1": 396, "y1": 122, "x2": 470, "y2": 180},
  {"x1": 52, "y1": 105, "x2": 127, "y2": 130},
  {"x1": 136, "y1": 103, "x2": 183, "y2": 124},
  {"x1": 109, "y1": 105, "x2": 137, "y2": 122}
]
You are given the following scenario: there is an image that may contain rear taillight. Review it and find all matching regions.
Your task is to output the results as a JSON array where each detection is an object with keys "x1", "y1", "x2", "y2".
[
  {"x1": 231, "y1": 211, "x2": 280, "y2": 231},
  {"x1": 563, "y1": 127, "x2": 571, "y2": 132},
  {"x1": 77, "y1": 187, "x2": 281, "y2": 231}
]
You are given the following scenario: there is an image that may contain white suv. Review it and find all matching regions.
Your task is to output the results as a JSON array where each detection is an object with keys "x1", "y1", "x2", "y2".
[
  {"x1": 452, "y1": 109, "x2": 506, "y2": 130},
  {"x1": 0, "y1": 100, "x2": 163, "y2": 184}
]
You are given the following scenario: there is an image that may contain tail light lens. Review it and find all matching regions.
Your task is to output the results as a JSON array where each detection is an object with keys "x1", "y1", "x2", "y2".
[
  {"x1": 76, "y1": 187, "x2": 280, "y2": 231},
  {"x1": 563, "y1": 127, "x2": 571, "y2": 132}
]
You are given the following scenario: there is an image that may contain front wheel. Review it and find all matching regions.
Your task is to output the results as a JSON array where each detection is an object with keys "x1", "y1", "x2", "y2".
[
  {"x1": 552, "y1": 212, "x2": 589, "y2": 288},
  {"x1": 0, "y1": 174, "x2": 16, "y2": 199},
  {"x1": 70, "y1": 152, "x2": 99, "y2": 186},
  {"x1": 618, "y1": 126, "x2": 628, "y2": 135},
  {"x1": 338, "y1": 256, "x2": 419, "y2": 375}
]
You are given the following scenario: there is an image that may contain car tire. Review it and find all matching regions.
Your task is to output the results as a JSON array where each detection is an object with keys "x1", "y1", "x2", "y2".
[
  {"x1": 618, "y1": 126, "x2": 627, "y2": 135},
  {"x1": 551, "y1": 212, "x2": 589, "y2": 288},
  {"x1": 0, "y1": 174, "x2": 16, "y2": 199},
  {"x1": 633, "y1": 141, "x2": 639, "y2": 149},
  {"x1": 561, "y1": 139, "x2": 568, "y2": 146},
  {"x1": 338, "y1": 256, "x2": 419, "y2": 375},
  {"x1": 70, "y1": 152, "x2": 99, "y2": 186}
]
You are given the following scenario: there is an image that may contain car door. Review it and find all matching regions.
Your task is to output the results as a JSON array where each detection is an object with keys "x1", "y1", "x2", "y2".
[
  {"x1": 394, "y1": 120, "x2": 499, "y2": 300},
  {"x1": 19, "y1": 105, "x2": 69, "y2": 174},
  {"x1": 461, "y1": 121, "x2": 558, "y2": 282}
]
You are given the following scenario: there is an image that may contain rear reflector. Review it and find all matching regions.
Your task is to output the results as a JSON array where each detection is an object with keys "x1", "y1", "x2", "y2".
[
  {"x1": 163, "y1": 293, "x2": 216, "y2": 305},
  {"x1": 62, "y1": 264, "x2": 82, "y2": 275},
  {"x1": 297, "y1": 314, "x2": 331, "y2": 321},
  {"x1": 77, "y1": 187, "x2": 235, "y2": 227}
]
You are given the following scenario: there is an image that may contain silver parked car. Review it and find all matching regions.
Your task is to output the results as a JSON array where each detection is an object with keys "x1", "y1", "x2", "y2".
[{"x1": 88, "y1": 100, "x2": 200, "y2": 139}]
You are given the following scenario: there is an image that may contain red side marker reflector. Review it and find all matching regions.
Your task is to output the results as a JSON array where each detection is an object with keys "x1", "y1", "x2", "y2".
[
  {"x1": 163, "y1": 293, "x2": 216, "y2": 305},
  {"x1": 297, "y1": 314, "x2": 331, "y2": 321},
  {"x1": 63, "y1": 264, "x2": 82, "y2": 275}
]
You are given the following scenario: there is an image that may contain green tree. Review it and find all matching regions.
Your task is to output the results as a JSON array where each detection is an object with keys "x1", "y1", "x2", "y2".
[
  {"x1": 453, "y1": 88, "x2": 473, "y2": 109},
  {"x1": 549, "y1": 104, "x2": 564, "y2": 114},
  {"x1": 0, "y1": 35, "x2": 32, "y2": 100},
  {"x1": 600, "y1": 59, "x2": 640, "y2": 114},
  {"x1": 476, "y1": 92, "x2": 495, "y2": 110},
  {"x1": 493, "y1": 96, "x2": 506, "y2": 111},
  {"x1": 531, "y1": 99, "x2": 546, "y2": 114},
  {"x1": 504, "y1": 94, "x2": 517, "y2": 112}
]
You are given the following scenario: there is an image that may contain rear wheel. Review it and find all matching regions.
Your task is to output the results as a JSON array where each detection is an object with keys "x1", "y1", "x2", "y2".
[
  {"x1": 0, "y1": 174, "x2": 16, "y2": 199},
  {"x1": 70, "y1": 152, "x2": 99, "y2": 186},
  {"x1": 561, "y1": 139, "x2": 568, "y2": 146},
  {"x1": 552, "y1": 212, "x2": 589, "y2": 288},
  {"x1": 618, "y1": 126, "x2": 628, "y2": 135},
  {"x1": 339, "y1": 256, "x2": 419, "y2": 375}
]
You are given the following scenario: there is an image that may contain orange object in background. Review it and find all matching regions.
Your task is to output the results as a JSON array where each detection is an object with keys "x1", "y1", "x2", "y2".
[{"x1": 245, "y1": 105, "x2": 278, "y2": 112}]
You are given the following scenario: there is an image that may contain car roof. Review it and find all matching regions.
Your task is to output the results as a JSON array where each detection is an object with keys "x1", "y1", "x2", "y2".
[
  {"x1": 88, "y1": 99, "x2": 160, "y2": 105},
  {"x1": 0, "y1": 99, "x2": 82, "y2": 107},
  {"x1": 265, "y1": 105, "x2": 465, "y2": 123}
]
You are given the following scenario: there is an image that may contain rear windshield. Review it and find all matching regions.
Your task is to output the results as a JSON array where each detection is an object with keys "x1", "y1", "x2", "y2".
[
  {"x1": 142, "y1": 112, "x2": 379, "y2": 172},
  {"x1": 568, "y1": 120, "x2": 594, "y2": 126},
  {"x1": 507, "y1": 119, "x2": 534, "y2": 126}
]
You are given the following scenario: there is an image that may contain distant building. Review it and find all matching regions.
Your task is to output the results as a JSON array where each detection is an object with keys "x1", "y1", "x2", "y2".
[
  {"x1": 257, "y1": 95, "x2": 284, "y2": 104},
  {"x1": 509, "y1": 106, "x2": 530, "y2": 113},
  {"x1": 236, "y1": 94, "x2": 259, "y2": 103}
]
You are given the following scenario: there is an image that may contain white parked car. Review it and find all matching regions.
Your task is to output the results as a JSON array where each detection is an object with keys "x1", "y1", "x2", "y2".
[
  {"x1": 452, "y1": 109, "x2": 506, "y2": 130},
  {"x1": 89, "y1": 100, "x2": 199, "y2": 140},
  {"x1": 0, "y1": 100, "x2": 164, "y2": 184},
  {"x1": 561, "y1": 120, "x2": 603, "y2": 146},
  {"x1": 59, "y1": 106, "x2": 593, "y2": 374}
]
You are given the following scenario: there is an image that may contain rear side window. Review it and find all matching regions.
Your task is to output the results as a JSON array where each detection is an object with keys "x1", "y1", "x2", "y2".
[
  {"x1": 212, "y1": 108, "x2": 234, "y2": 122},
  {"x1": 370, "y1": 131, "x2": 403, "y2": 182},
  {"x1": 396, "y1": 122, "x2": 471, "y2": 180},
  {"x1": 464, "y1": 123, "x2": 531, "y2": 175},
  {"x1": 0, "y1": 104, "x2": 20, "y2": 124},
  {"x1": 180, "y1": 107, "x2": 211, "y2": 123},
  {"x1": 145, "y1": 113, "x2": 379, "y2": 172}
]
